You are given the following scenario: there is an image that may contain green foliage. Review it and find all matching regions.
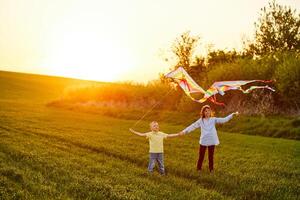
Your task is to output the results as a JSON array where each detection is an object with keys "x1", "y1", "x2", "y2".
[
  {"x1": 207, "y1": 50, "x2": 241, "y2": 69},
  {"x1": 170, "y1": 31, "x2": 200, "y2": 70},
  {"x1": 273, "y1": 52, "x2": 300, "y2": 107},
  {"x1": 292, "y1": 118, "x2": 300, "y2": 127},
  {"x1": 190, "y1": 57, "x2": 207, "y2": 84},
  {"x1": 246, "y1": 0, "x2": 300, "y2": 55}
]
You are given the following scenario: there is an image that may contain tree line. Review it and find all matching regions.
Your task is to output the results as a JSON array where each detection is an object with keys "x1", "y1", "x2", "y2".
[{"x1": 161, "y1": 0, "x2": 300, "y2": 114}]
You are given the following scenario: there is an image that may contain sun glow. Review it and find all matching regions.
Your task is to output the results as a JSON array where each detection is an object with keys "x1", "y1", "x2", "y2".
[
  {"x1": 2, "y1": 0, "x2": 300, "y2": 83},
  {"x1": 40, "y1": 1, "x2": 136, "y2": 82},
  {"x1": 42, "y1": 31, "x2": 135, "y2": 82}
]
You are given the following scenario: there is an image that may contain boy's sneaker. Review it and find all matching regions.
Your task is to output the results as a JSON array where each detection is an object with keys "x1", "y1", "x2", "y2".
[
  {"x1": 159, "y1": 171, "x2": 165, "y2": 176},
  {"x1": 141, "y1": 171, "x2": 152, "y2": 177}
]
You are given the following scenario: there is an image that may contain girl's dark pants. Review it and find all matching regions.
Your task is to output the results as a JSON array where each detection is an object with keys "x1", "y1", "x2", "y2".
[{"x1": 197, "y1": 145, "x2": 215, "y2": 171}]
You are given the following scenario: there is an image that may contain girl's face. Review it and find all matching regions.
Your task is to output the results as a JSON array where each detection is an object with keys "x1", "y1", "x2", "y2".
[{"x1": 204, "y1": 108, "x2": 211, "y2": 118}]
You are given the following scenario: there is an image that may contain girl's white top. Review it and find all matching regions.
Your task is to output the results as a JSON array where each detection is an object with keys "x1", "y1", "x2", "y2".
[{"x1": 183, "y1": 113, "x2": 234, "y2": 146}]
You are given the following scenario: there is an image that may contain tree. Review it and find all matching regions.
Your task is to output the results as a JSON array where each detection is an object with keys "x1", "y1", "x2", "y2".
[
  {"x1": 206, "y1": 49, "x2": 240, "y2": 69},
  {"x1": 160, "y1": 31, "x2": 199, "y2": 83},
  {"x1": 246, "y1": 0, "x2": 300, "y2": 56},
  {"x1": 171, "y1": 31, "x2": 199, "y2": 71}
]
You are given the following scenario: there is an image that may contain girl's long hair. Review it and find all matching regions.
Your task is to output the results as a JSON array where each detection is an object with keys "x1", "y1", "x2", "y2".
[{"x1": 200, "y1": 105, "x2": 211, "y2": 120}]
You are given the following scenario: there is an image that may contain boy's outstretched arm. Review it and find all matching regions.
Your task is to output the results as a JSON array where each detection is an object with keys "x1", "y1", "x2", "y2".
[
  {"x1": 167, "y1": 132, "x2": 184, "y2": 138},
  {"x1": 129, "y1": 128, "x2": 147, "y2": 137},
  {"x1": 179, "y1": 131, "x2": 185, "y2": 135},
  {"x1": 167, "y1": 133, "x2": 180, "y2": 138}
]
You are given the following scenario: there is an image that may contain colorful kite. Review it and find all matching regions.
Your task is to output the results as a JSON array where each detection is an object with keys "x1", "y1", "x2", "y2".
[{"x1": 165, "y1": 67, "x2": 275, "y2": 106}]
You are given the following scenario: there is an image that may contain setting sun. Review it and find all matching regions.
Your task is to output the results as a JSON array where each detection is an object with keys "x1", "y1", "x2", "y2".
[
  {"x1": 39, "y1": 2, "x2": 136, "y2": 82},
  {"x1": 43, "y1": 30, "x2": 135, "y2": 82}
]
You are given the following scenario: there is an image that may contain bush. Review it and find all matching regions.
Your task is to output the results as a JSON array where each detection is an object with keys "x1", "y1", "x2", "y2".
[
  {"x1": 204, "y1": 52, "x2": 300, "y2": 115},
  {"x1": 274, "y1": 52, "x2": 300, "y2": 108}
]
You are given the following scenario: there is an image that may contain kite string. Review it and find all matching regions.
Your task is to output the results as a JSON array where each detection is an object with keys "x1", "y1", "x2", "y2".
[{"x1": 130, "y1": 89, "x2": 173, "y2": 129}]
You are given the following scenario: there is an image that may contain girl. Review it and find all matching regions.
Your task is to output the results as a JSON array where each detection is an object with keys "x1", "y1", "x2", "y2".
[{"x1": 180, "y1": 105, "x2": 238, "y2": 172}]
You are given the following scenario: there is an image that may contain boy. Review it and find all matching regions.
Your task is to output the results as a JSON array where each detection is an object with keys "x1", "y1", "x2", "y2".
[{"x1": 129, "y1": 121, "x2": 182, "y2": 175}]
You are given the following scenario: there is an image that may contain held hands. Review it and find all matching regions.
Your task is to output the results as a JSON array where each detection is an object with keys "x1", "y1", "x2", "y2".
[
  {"x1": 168, "y1": 131, "x2": 184, "y2": 138},
  {"x1": 234, "y1": 111, "x2": 239, "y2": 115},
  {"x1": 178, "y1": 131, "x2": 185, "y2": 136}
]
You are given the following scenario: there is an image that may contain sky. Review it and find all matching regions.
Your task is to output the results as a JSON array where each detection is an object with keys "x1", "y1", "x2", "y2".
[{"x1": 0, "y1": 0, "x2": 299, "y2": 83}]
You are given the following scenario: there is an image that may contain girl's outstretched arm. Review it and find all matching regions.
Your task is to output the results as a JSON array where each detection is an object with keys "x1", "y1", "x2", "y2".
[
  {"x1": 182, "y1": 119, "x2": 201, "y2": 134},
  {"x1": 129, "y1": 128, "x2": 147, "y2": 137},
  {"x1": 215, "y1": 112, "x2": 238, "y2": 124}
]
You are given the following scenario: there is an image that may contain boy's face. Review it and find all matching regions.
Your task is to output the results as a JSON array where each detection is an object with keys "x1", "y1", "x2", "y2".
[{"x1": 150, "y1": 122, "x2": 159, "y2": 132}]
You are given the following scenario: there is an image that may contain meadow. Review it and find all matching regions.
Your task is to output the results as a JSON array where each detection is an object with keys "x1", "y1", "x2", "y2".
[{"x1": 0, "y1": 71, "x2": 299, "y2": 199}]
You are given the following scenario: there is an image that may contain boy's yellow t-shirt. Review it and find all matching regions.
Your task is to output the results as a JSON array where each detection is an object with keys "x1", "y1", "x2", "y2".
[{"x1": 146, "y1": 131, "x2": 168, "y2": 153}]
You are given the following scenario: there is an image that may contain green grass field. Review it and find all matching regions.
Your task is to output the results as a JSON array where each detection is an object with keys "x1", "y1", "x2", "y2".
[{"x1": 0, "y1": 71, "x2": 299, "y2": 199}]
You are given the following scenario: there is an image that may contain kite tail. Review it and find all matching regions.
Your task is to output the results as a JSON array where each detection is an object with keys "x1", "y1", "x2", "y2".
[
  {"x1": 259, "y1": 80, "x2": 273, "y2": 83},
  {"x1": 241, "y1": 85, "x2": 275, "y2": 93}
]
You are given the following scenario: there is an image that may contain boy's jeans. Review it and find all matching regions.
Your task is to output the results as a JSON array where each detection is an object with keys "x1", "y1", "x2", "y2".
[{"x1": 148, "y1": 153, "x2": 165, "y2": 174}]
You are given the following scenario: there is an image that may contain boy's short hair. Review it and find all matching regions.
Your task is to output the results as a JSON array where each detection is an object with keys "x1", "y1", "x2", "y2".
[{"x1": 150, "y1": 121, "x2": 158, "y2": 127}]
